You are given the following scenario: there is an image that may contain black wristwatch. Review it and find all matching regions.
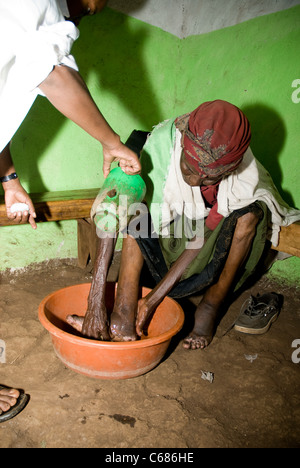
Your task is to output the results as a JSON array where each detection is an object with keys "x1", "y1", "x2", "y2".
[{"x1": 0, "y1": 172, "x2": 18, "y2": 183}]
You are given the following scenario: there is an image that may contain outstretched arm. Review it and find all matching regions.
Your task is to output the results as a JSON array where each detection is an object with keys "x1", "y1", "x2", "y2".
[
  {"x1": 39, "y1": 65, "x2": 141, "y2": 177},
  {"x1": 136, "y1": 237, "x2": 203, "y2": 336}
]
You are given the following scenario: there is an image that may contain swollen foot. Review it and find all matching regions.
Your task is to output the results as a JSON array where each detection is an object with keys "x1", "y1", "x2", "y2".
[
  {"x1": 110, "y1": 308, "x2": 137, "y2": 342},
  {"x1": 66, "y1": 314, "x2": 110, "y2": 341},
  {"x1": 66, "y1": 314, "x2": 84, "y2": 332},
  {"x1": 183, "y1": 301, "x2": 219, "y2": 350}
]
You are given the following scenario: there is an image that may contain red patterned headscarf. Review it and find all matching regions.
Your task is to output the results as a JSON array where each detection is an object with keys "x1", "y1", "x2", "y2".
[{"x1": 175, "y1": 100, "x2": 251, "y2": 177}]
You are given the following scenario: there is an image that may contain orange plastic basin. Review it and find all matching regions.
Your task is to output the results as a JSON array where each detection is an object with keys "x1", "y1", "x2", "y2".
[{"x1": 38, "y1": 283, "x2": 184, "y2": 380}]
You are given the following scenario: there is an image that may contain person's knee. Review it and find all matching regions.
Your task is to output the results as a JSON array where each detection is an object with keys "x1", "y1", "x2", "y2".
[
  {"x1": 123, "y1": 233, "x2": 139, "y2": 249},
  {"x1": 234, "y1": 212, "x2": 259, "y2": 242}
]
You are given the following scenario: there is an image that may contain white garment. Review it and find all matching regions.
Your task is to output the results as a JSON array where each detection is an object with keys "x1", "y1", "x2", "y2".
[
  {"x1": 0, "y1": 0, "x2": 79, "y2": 152},
  {"x1": 163, "y1": 129, "x2": 300, "y2": 247},
  {"x1": 56, "y1": 0, "x2": 70, "y2": 17},
  {"x1": 162, "y1": 128, "x2": 209, "y2": 234},
  {"x1": 218, "y1": 148, "x2": 300, "y2": 246}
]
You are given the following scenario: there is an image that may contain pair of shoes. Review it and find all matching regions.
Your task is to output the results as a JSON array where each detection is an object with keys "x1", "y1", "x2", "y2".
[
  {"x1": 234, "y1": 292, "x2": 283, "y2": 335},
  {"x1": 0, "y1": 385, "x2": 29, "y2": 423}
]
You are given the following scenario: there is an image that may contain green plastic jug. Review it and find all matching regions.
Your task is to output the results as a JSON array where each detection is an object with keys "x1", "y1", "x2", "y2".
[{"x1": 91, "y1": 167, "x2": 146, "y2": 236}]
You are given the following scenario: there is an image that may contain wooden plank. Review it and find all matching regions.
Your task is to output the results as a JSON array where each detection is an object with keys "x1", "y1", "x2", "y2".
[
  {"x1": 272, "y1": 222, "x2": 300, "y2": 258},
  {"x1": 0, "y1": 189, "x2": 99, "y2": 225},
  {"x1": 29, "y1": 188, "x2": 99, "y2": 203}
]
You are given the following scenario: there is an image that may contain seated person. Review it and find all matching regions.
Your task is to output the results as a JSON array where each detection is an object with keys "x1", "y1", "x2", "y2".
[{"x1": 67, "y1": 100, "x2": 300, "y2": 349}]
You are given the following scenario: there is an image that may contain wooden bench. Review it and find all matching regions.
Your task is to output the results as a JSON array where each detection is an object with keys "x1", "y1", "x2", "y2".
[
  {"x1": 0, "y1": 190, "x2": 300, "y2": 261},
  {"x1": 0, "y1": 189, "x2": 99, "y2": 225},
  {"x1": 0, "y1": 189, "x2": 100, "y2": 269},
  {"x1": 271, "y1": 221, "x2": 300, "y2": 258}
]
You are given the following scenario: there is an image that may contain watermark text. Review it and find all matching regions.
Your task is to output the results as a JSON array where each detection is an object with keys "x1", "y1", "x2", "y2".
[
  {"x1": 291, "y1": 339, "x2": 300, "y2": 364},
  {"x1": 291, "y1": 79, "x2": 300, "y2": 103},
  {"x1": 0, "y1": 339, "x2": 6, "y2": 364}
]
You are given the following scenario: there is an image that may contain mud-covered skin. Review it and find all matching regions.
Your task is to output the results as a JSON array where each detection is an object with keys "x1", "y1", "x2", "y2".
[{"x1": 67, "y1": 236, "x2": 115, "y2": 340}]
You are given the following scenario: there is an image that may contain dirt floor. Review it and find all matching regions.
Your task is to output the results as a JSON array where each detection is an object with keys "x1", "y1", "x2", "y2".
[{"x1": 0, "y1": 258, "x2": 299, "y2": 448}]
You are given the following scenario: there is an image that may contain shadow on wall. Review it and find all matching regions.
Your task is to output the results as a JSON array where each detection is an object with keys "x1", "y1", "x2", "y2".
[
  {"x1": 9, "y1": 4, "x2": 163, "y2": 196},
  {"x1": 9, "y1": 103, "x2": 66, "y2": 195},
  {"x1": 74, "y1": 8, "x2": 164, "y2": 129},
  {"x1": 242, "y1": 103, "x2": 295, "y2": 208}
]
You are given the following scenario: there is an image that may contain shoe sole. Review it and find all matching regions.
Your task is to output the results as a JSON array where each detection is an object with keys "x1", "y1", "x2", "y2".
[{"x1": 234, "y1": 312, "x2": 279, "y2": 335}]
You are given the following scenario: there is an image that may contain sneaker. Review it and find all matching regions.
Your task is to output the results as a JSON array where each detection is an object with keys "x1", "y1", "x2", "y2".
[{"x1": 234, "y1": 292, "x2": 283, "y2": 335}]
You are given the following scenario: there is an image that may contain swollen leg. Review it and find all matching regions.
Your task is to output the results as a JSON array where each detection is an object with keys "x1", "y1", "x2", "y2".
[
  {"x1": 67, "y1": 236, "x2": 115, "y2": 340},
  {"x1": 110, "y1": 235, "x2": 144, "y2": 341},
  {"x1": 183, "y1": 212, "x2": 260, "y2": 350}
]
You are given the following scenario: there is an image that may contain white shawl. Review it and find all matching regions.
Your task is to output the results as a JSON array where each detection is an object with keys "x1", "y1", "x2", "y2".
[{"x1": 162, "y1": 128, "x2": 300, "y2": 247}]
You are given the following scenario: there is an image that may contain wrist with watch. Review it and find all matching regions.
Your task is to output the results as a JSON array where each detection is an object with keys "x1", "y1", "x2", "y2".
[{"x1": 0, "y1": 172, "x2": 18, "y2": 183}]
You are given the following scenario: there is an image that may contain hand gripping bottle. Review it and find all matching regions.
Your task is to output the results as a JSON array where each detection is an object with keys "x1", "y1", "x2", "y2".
[{"x1": 91, "y1": 130, "x2": 148, "y2": 237}]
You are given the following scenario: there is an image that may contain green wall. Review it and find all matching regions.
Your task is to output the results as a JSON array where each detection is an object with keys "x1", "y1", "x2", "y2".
[{"x1": 0, "y1": 6, "x2": 299, "y2": 283}]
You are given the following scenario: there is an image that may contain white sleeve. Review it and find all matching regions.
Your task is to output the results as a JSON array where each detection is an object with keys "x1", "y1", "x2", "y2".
[
  {"x1": 0, "y1": 0, "x2": 79, "y2": 151},
  {"x1": 5, "y1": 0, "x2": 79, "y2": 92},
  {"x1": 56, "y1": 0, "x2": 70, "y2": 18}
]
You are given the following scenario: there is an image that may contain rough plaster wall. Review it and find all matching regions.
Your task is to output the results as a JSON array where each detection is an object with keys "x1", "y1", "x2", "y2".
[{"x1": 109, "y1": 0, "x2": 300, "y2": 37}]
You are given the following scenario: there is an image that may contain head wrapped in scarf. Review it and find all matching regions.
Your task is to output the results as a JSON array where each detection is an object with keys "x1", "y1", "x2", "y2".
[{"x1": 175, "y1": 100, "x2": 251, "y2": 178}]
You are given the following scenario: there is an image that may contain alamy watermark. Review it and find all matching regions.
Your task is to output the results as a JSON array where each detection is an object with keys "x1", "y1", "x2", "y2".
[
  {"x1": 291, "y1": 339, "x2": 300, "y2": 364},
  {"x1": 94, "y1": 196, "x2": 206, "y2": 249},
  {"x1": 0, "y1": 339, "x2": 6, "y2": 364},
  {"x1": 291, "y1": 79, "x2": 300, "y2": 103}
]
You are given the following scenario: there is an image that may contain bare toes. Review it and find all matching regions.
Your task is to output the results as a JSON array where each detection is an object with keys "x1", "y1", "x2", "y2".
[
  {"x1": 110, "y1": 325, "x2": 136, "y2": 342},
  {"x1": 0, "y1": 389, "x2": 19, "y2": 412},
  {"x1": 183, "y1": 335, "x2": 211, "y2": 350},
  {"x1": 66, "y1": 314, "x2": 84, "y2": 332}
]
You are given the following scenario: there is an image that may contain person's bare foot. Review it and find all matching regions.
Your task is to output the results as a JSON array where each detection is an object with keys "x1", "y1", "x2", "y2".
[
  {"x1": 0, "y1": 387, "x2": 20, "y2": 415},
  {"x1": 183, "y1": 301, "x2": 218, "y2": 350},
  {"x1": 110, "y1": 305, "x2": 137, "y2": 342},
  {"x1": 66, "y1": 314, "x2": 84, "y2": 332},
  {"x1": 66, "y1": 307, "x2": 110, "y2": 341}
]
